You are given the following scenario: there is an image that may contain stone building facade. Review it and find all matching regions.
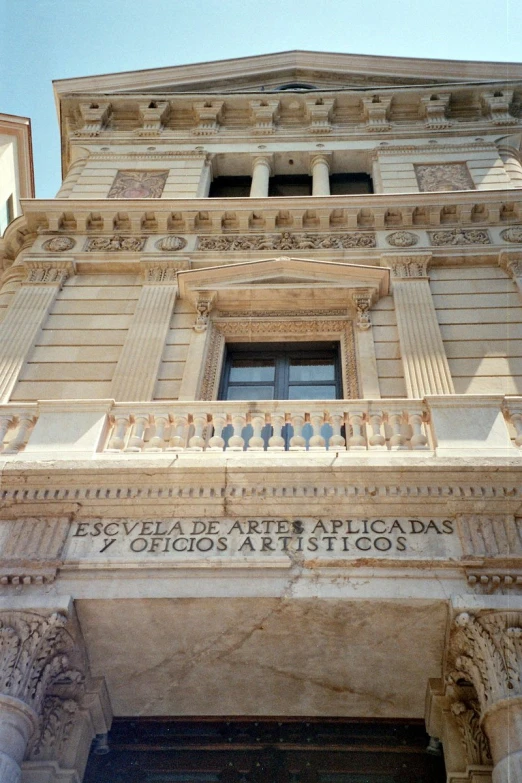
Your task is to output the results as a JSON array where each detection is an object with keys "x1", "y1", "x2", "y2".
[{"x1": 0, "y1": 50, "x2": 522, "y2": 782}]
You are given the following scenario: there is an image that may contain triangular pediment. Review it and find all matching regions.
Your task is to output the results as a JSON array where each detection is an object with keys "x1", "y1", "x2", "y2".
[
  {"x1": 178, "y1": 257, "x2": 389, "y2": 312},
  {"x1": 54, "y1": 50, "x2": 522, "y2": 98}
]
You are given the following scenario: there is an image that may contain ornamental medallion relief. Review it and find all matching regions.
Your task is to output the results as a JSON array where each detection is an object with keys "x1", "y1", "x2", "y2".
[
  {"x1": 428, "y1": 228, "x2": 490, "y2": 246},
  {"x1": 414, "y1": 163, "x2": 475, "y2": 192},
  {"x1": 197, "y1": 232, "x2": 376, "y2": 251},
  {"x1": 42, "y1": 237, "x2": 76, "y2": 252},
  {"x1": 385, "y1": 231, "x2": 419, "y2": 247},
  {"x1": 155, "y1": 235, "x2": 187, "y2": 251},
  {"x1": 500, "y1": 227, "x2": 522, "y2": 244},
  {"x1": 84, "y1": 235, "x2": 146, "y2": 252},
  {"x1": 108, "y1": 170, "x2": 169, "y2": 198}
]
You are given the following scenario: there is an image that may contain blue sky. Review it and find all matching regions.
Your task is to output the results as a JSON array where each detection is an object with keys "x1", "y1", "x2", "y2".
[{"x1": 1, "y1": 0, "x2": 521, "y2": 198}]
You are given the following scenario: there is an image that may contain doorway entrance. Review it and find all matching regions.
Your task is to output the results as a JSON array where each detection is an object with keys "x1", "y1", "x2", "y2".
[{"x1": 84, "y1": 719, "x2": 445, "y2": 783}]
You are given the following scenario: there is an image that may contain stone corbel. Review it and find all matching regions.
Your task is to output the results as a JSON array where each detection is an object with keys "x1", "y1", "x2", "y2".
[
  {"x1": 362, "y1": 96, "x2": 392, "y2": 131},
  {"x1": 194, "y1": 292, "x2": 216, "y2": 332},
  {"x1": 249, "y1": 99, "x2": 280, "y2": 134},
  {"x1": 192, "y1": 101, "x2": 224, "y2": 135},
  {"x1": 482, "y1": 90, "x2": 517, "y2": 126},
  {"x1": 352, "y1": 288, "x2": 376, "y2": 330},
  {"x1": 75, "y1": 101, "x2": 111, "y2": 136},
  {"x1": 136, "y1": 100, "x2": 170, "y2": 136},
  {"x1": 23, "y1": 260, "x2": 75, "y2": 288},
  {"x1": 304, "y1": 97, "x2": 335, "y2": 133},
  {"x1": 420, "y1": 93, "x2": 451, "y2": 130}
]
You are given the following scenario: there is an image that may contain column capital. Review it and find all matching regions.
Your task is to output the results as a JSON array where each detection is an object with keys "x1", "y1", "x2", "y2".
[
  {"x1": 448, "y1": 610, "x2": 522, "y2": 716},
  {"x1": 309, "y1": 151, "x2": 332, "y2": 172},
  {"x1": 386, "y1": 253, "x2": 432, "y2": 279},
  {"x1": 23, "y1": 260, "x2": 75, "y2": 287},
  {"x1": 140, "y1": 259, "x2": 189, "y2": 283},
  {"x1": 251, "y1": 153, "x2": 274, "y2": 171},
  {"x1": 499, "y1": 250, "x2": 522, "y2": 280}
]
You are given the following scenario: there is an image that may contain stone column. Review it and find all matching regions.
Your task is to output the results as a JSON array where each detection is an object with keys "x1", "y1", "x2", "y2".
[
  {"x1": 110, "y1": 262, "x2": 180, "y2": 401},
  {"x1": 250, "y1": 155, "x2": 272, "y2": 198},
  {"x1": 310, "y1": 154, "x2": 331, "y2": 196},
  {"x1": 448, "y1": 611, "x2": 522, "y2": 783},
  {"x1": 0, "y1": 261, "x2": 74, "y2": 403},
  {"x1": 389, "y1": 254, "x2": 454, "y2": 397},
  {"x1": 0, "y1": 610, "x2": 83, "y2": 783}
]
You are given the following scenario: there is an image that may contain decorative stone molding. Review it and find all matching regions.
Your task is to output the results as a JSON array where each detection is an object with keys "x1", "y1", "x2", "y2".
[
  {"x1": 201, "y1": 318, "x2": 359, "y2": 400},
  {"x1": 362, "y1": 96, "x2": 391, "y2": 131},
  {"x1": 429, "y1": 229, "x2": 490, "y2": 246},
  {"x1": 420, "y1": 93, "x2": 451, "y2": 130},
  {"x1": 389, "y1": 254, "x2": 430, "y2": 278},
  {"x1": 75, "y1": 101, "x2": 111, "y2": 136},
  {"x1": 249, "y1": 99, "x2": 280, "y2": 134},
  {"x1": 24, "y1": 260, "x2": 75, "y2": 286},
  {"x1": 499, "y1": 251, "x2": 522, "y2": 282},
  {"x1": 481, "y1": 90, "x2": 517, "y2": 125},
  {"x1": 27, "y1": 695, "x2": 79, "y2": 762},
  {"x1": 194, "y1": 293, "x2": 216, "y2": 332},
  {"x1": 415, "y1": 163, "x2": 475, "y2": 192},
  {"x1": 500, "y1": 227, "x2": 522, "y2": 244},
  {"x1": 136, "y1": 100, "x2": 170, "y2": 135},
  {"x1": 42, "y1": 237, "x2": 76, "y2": 253},
  {"x1": 107, "y1": 170, "x2": 169, "y2": 199},
  {"x1": 386, "y1": 231, "x2": 419, "y2": 248},
  {"x1": 450, "y1": 697, "x2": 493, "y2": 768},
  {"x1": 0, "y1": 517, "x2": 70, "y2": 586},
  {"x1": 84, "y1": 235, "x2": 146, "y2": 252},
  {"x1": 155, "y1": 235, "x2": 187, "y2": 251},
  {"x1": 304, "y1": 97, "x2": 335, "y2": 133},
  {"x1": 192, "y1": 100, "x2": 224, "y2": 135},
  {"x1": 456, "y1": 515, "x2": 522, "y2": 558},
  {"x1": 197, "y1": 232, "x2": 376, "y2": 251},
  {"x1": 141, "y1": 260, "x2": 188, "y2": 283}
]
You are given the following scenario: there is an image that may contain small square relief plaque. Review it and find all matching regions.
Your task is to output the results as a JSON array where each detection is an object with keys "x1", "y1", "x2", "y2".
[
  {"x1": 414, "y1": 163, "x2": 475, "y2": 192},
  {"x1": 108, "y1": 170, "x2": 169, "y2": 198}
]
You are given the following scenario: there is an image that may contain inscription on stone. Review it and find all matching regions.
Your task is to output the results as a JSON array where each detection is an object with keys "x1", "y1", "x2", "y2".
[{"x1": 65, "y1": 517, "x2": 458, "y2": 561}]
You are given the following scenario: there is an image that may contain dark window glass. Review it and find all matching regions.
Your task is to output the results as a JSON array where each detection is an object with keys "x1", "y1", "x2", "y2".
[
  {"x1": 220, "y1": 343, "x2": 341, "y2": 401},
  {"x1": 330, "y1": 173, "x2": 374, "y2": 195},
  {"x1": 208, "y1": 176, "x2": 252, "y2": 198},
  {"x1": 269, "y1": 175, "x2": 313, "y2": 197}
]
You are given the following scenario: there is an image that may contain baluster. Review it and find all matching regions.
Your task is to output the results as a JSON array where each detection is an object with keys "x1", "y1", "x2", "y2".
[
  {"x1": 510, "y1": 411, "x2": 522, "y2": 447},
  {"x1": 188, "y1": 413, "x2": 208, "y2": 450},
  {"x1": 368, "y1": 412, "x2": 386, "y2": 448},
  {"x1": 388, "y1": 411, "x2": 407, "y2": 450},
  {"x1": 409, "y1": 411, "x2": 429, "y2": 450},
  {"x1": 106, "y1": 414, "x2": 131, "y2": 451},
  {"x1": 166, "y1": 412, "x2": 189, "y2": 451},
  {"x1": 228, "y1": 413, "x2": 246, "y2": 450},
  {"x1": 328, "y1": 411, "x2": 345, "y2": 450},
  {"x1": 248, "y1": 411, "x2": 266, "y2": 451},
  {"x1": 289, "y1": 413, "x2": 306, "y2": 450},
  {"x1": 0, "y1": 415, "x2": 14, "y2": 453},
  {"x1": 147, "y1": 414, "x2": 170, "y2": 451},
  {"x1": 268, "y1": 412, "x2": 286, "y2": 451},
  {"x1": 125, "y1": 414, "x2": 150, "y2": 452},
  {"x1": 348, "y1": 411, "x2": 366, "y2": 450},
  {"x1": 208, "y1": 412, "x2": 227, "y2": 450},
  {"x1": 4, "y1": 413, "x2": 35, "y2": 454},
  {"x1": 309, "y1": 411, "x2": 326, "y2": 450}
]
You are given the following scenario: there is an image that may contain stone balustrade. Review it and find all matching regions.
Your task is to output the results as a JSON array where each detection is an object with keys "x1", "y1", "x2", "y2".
[
  {"x1": 0, "y1": 405, "x2": 38, "y2": 454},
  {"x1": 104, "y1": 400, "x2": 431, "y2": 454}
]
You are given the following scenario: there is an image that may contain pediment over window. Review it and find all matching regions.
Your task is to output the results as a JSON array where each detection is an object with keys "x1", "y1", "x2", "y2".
[{"x1": 177, "y1": 256, "x2": 389, "y2": 312}]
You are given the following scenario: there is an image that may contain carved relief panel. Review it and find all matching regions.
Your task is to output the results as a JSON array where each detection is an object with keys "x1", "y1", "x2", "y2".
[
  {"x1": 414, "y1": 163, "x2": 475, "y2": 192},
  {"x1": 107, "y1": 170, "x2": 169, "y2": 198}
]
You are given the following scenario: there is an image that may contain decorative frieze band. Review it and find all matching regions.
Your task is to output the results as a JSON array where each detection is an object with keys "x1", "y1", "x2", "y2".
[{"x1": 197, "y1": 232, "x2": 377, "y2": 251}]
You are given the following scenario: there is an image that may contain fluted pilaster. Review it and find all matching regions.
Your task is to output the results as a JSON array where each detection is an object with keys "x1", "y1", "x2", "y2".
[
  {"x1": 110, "y1": 265, "x2": 178, "y2": 401},
  {"x1": 390, "y1": 255, "x2": 454, "y2": 397},
  {"x1": 0, "y1": 262, "x2": 73, "y2": 402}
]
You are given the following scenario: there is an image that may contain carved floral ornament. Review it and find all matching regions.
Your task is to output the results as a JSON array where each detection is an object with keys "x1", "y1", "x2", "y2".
[
  {"x1": 24, "y1": 261, "x2": 75, "y2": 286},
  {"x1": 428, "y1": 228, "x2": 490, "y2": 246},
  {"x1": 43, "y1": 237, "x2": 76, "y2": 252},
  {"x1": 501, "y1": 227, "x2": 522, "y2": 244},
  {"x1": 84, "y1": 235, "x2": 146, "y2": 252},
  {"x1": 155, "y1": 235, "x2": 187, "y2": 251},
  {"x1": 389, "y1": 256, "x2": 430, "y2": 278},
  {"x1": 197, "y1": 232, "x2": 377, "y2": 251},
  {"x1": 385, "y1": 231, "x2": 419, "y2": 248}
]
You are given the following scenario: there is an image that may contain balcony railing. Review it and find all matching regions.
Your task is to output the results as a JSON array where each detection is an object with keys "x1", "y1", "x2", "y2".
[{"x1": 105, "y1": 400, "x2": 431, "y2": 454}]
